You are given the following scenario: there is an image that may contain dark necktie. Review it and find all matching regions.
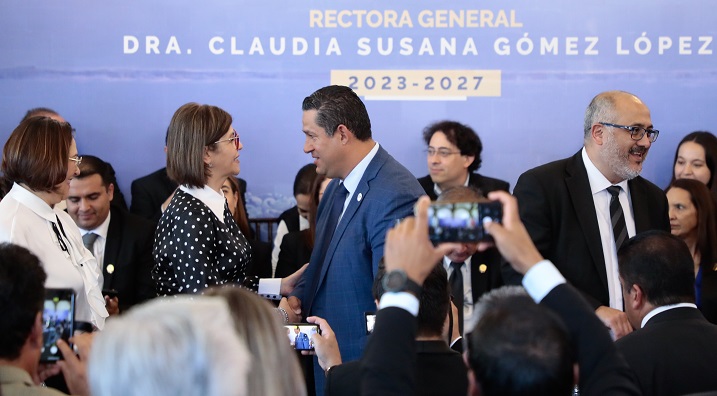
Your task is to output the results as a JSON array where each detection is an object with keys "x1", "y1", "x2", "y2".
[
  {"x1": 306, "y1": 183, "x2": 349, "y2": 315},
  {"x1": 82, "y1": 232, "x2": 99, "y2": 251},
  {"x1": 607, "y1": 186, "x2": 628, "y2": 252},
  {"x1": 449, "y1": 261, "x2": 465, "y2": 335}
]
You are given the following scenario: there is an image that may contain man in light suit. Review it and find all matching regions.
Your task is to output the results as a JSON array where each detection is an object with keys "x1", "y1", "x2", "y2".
[
  {"x1": 280, "y1": 85, "x2": 424, "y2": 393},
  {"x1": 417, "y1": 120, "x2": 509, "y2": 200},
  {"x1": 67, "y1": 155, "x2": 155, "y2": 312},
  {"x1": 504, "y1": 90, "x2": 669, "y2": 339},
  {"x1": 615, "y1": 231, "x2": 717, "y2": 396}
]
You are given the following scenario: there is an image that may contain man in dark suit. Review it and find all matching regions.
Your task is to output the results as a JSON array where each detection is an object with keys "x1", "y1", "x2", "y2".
[
  {"x1": 435, "y1": 186, "x2": 504, "y2": 337},
  {"x1": 359, "y1": 193, "x2": 640, "y2": 396},
  {"x1": 505, "y1": 90, "x2": 669, "y2": 339},
  {"x1": 313, "y1": 263, "x2": 468, "y2": 396},
  {"x1": 67, "y1": 155, "x2": 155, "y2": 312},
  {"x1": 417, "y1": 120, "x2": 509, "y2": 200},
  {"x1": 280, "y1": 85, "x2": 424, "y2": 394},
  {"x1": 616, "y1": 231, "x2": 717, "y2": 396}
]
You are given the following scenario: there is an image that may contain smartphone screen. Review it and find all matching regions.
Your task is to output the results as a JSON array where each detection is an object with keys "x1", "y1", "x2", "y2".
[
  {"x1": 41, "y1": 288, "x2": 76, "y2": 362},
  {"x1": 428, "y1": 201, "x2": 502, "y2": 244},
  {"x1": 365, "y1": 312, "x2": 376, "y2": 335},
  {"x1": 284, "y1": 323, "x2": 320, "y2": 351}
]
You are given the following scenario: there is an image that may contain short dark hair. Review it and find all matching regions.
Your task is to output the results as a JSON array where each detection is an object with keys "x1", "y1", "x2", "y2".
[
  {"x1": 293, "y1": 163, "x2": 318, "y2": 197},
  {"x1": 670, "y1": 131, "x2": 717, "y2": 193},
  {"x1": 21, "y1": 107, "x2": 60, "y2": 122},
  {"x1": 666, "y1": 178, "x2": 717, "y2": 271},
  {"x1": 422, "y1": 121, "x2": 483, "y2": 172},
  {"x1": 74, "y1": 154, "x2": 114, "y2": 188},
  {"x1": 166, "y1": 103, "x2": 233, "y2": 188},
  {"x1": 0, "y1": 243, "x2": 47, "y2": 360},
  {"x1": 372, "y1": 263, "x2": 449, "y2": 337},
  {"x1": 302, "y1": 85, "x2": 372, "y2": 140},
  {"x1": 618, "y1": 230, "x2": 696, "y2": 306},
  {"x1": 2, "y1": 116, "x2": 74, "y2": 193},
  {"x1": 468, "y1": 295, "x2": 573, "y2": 396}
]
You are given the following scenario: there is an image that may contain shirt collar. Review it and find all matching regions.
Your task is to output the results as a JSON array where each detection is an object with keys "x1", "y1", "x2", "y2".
[
  {"x1": 79, "y1": 211, "x2": 111, "y2": 240},
  {"x1": 582, "y1": 147, "x2": 629, "y2": 194},
  {"x1": 641, "y1": 302, "x2": 698, "y2": 328},
  {"x1": 180, "y1": 184, "x2": 227, "y2": 222},
  {"x1": 342, "y1": 142, "x2": 380, "y2": 196},
  {"x1": 7, "y1": 183, "x2": 57, "y2": 222}
]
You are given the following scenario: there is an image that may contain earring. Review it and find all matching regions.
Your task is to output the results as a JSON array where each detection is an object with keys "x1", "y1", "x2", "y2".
[{"x1": 208, "y1": 162, "x2": 213, "y2": 168}]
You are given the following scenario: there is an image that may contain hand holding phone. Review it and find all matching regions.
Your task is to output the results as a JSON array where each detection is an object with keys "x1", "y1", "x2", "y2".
[{"x1": 427, "y1": 200, "x2": 503, "y2": 243}]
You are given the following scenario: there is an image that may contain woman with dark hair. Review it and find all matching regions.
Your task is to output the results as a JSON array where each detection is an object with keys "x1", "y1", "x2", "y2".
[
  {"x1": 671, "y1": 131, "x2": 717, "y2": 195},
  {"x1": 153, "y1": 102, "x2": 303, "y2": 297},
  {"x1": 666, "y1": 178, "x2": 717, "y2": 323},
  {"x1": 275, "y1": 174, "x2": 331, "y2": 278},
  {"x1": 222, "y1": 176, "x2": 272, "y2": 278},
  {"x1": 0, "y1": 117, "x2": 108, "y2": 329}
]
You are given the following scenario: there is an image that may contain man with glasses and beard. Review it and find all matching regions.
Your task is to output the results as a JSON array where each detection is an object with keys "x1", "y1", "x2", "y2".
[{"x1": 502, "y1": 90, "x2": 669, "y2": 340}]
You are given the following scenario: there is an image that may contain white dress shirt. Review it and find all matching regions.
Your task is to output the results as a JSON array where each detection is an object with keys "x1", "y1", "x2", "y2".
[
  {"x1": 582, "y1": 148, "x2": 636, "y2": 311},
  {"x1": 0, "y1": 183, "x2": 108, "y2": 329}
]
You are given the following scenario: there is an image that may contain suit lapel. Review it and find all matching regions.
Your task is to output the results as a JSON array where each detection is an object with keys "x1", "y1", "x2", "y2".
[
  {"x1": 103, "y1": 208, "x2": 121, "y2": 290},
  {"x1": 314, "y1": 147, "x2": 388, "y2": 292},
  {"x1": 565, "y1": 152, "x2": 609, "y2": 291},
  {"x1": 628, "y1": 178, "x2": 650, "y2": 233}
]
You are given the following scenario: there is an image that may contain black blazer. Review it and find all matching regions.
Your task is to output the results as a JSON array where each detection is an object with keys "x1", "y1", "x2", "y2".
[
  {"x1": 275, "y1": 230, "x2": 312, "y2": 278},
  {"x1": 103, "y1": 206, "x2": 156, "y2": 311},
  {"x1": 701, "y1": 267, "x2": 717, "y2": 324},
  {"x1": 506, "y1": 150, "x2": 670, "y2": 308},
  {"x1": 616, "y1": 307, "x2": 717, "y2": 396},
  {"x1": 468, "y1": 249, "x2": 504, "y2": 304},
  {"x1": 417, "y1": 173, "x2": 510, "y2": 200},
  {"x1": 360, "y1": 284, "x2": 640, "y2": 395},
  {"x1": 328, "y1": 340, "x2": 467, "y2": 396}
]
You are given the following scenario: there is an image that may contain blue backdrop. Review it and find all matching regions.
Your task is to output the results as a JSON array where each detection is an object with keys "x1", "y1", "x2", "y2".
[{"x1": 1, "y1": 1, "x2": 715, "y2": 216}]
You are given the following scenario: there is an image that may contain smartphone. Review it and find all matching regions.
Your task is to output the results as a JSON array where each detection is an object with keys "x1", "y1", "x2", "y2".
[
  {"x1": 40, "y1": 288, "x2": 76, "y2": 362},
  {"x1": 284, "y1": 323, "x2": 320, "y2": 351},
  {"x1": 365, "y1": 312, "x2": 376, "y2": 335},
  {"x1": 427, "y1": 200, "x2": 502, "y2": 243},
  {"x1": 102, "y1": 289, "x2": 119, "y2": 299}
]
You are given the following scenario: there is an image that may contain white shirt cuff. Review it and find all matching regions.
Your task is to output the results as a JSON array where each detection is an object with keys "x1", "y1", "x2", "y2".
[
  {"x1": 379, "y1": 292, "x2": 420, "y2": 316},
  {"x1": 258, "y1": 278, "x2": 282, "y2": 300},
  {"x1": 522, "y1": 260, "x2": 566, "y2": 303}
]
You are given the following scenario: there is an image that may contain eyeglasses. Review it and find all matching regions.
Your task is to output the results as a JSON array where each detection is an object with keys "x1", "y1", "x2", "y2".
[
  {"x1": 69, "y1": 155, "x2": 83, "y2": 167},
  {"x1": 213, "y1": 129, "x2": 241, "y2": 150},
  {"x1": 425, "y1": 148, "x2": 462, "y2": 158},
  {"x1": 600, "y1": 122, "x2": 659, "y2": 143}
]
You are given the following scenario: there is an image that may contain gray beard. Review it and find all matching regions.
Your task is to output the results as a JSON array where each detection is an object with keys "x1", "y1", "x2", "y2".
[{"x1": 600, "y1": 131, "x2": 641, "y2": 181}]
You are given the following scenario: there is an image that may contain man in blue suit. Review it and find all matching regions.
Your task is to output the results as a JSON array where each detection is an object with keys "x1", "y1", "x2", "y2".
[
  {"x1": 294, "y1": 326, "x2": 312, "y2": 350},
  {"x1": 280, "y1": 85, "x2": 424, "y2": 393}
]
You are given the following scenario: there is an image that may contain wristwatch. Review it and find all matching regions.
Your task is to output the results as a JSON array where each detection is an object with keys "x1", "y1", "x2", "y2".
[{"x1": 382, "y1": 269, "x2": 422, "y2": 296}]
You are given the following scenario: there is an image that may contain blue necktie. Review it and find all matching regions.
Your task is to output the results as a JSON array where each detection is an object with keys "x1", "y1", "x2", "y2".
[{"x1": 305, "y1": 183, "x2": 348, "y2": 315}]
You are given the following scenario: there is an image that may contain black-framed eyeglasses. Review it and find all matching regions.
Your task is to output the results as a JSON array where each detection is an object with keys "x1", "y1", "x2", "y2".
[
  {"x1": 69, "y1": 155, "x2": 83, "y2": 167},
  {"x1": 600, "y1": 122, "x2": 659, "y2": 143},
  {"x1": 425, "y1": 148, "x2": 462, "y2": 158},
  {"x1": 213, "y1": 129, "x2": 240, "y2": 150}
]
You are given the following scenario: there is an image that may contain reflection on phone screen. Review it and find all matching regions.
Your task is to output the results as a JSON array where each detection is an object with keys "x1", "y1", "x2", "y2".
[
  {"x1": 284, "y1": 324, "x2": 319, "y2": 351},
  {"x1": 41, "y1": 289, "x2": 75, "y2": 362}
]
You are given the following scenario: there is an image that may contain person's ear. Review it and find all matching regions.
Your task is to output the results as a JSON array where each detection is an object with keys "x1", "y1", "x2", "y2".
[
  {"x1": 107, "y1": 183, "x2": 115, "y2": 201},
  {"x1": 591, "y1": 123, "x2": 605, "y2": 145},
  {"x1": 462, "y1": 155, "x2": 475, "y2": 169},
  {"x1": 625, "y1": 283, "x2": 645, "y2": 311},
  {"x1": 336, "y1": 125, "x2": 352, "y2": 145}
]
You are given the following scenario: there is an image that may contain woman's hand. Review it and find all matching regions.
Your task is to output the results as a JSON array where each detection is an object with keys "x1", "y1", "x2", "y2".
[{"x1": 280, "y1": 263, "x2": 308, "y2": 296}]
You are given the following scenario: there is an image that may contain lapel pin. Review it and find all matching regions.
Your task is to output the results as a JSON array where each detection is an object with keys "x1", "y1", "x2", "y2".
[
  {"x1": 478, "y1": 264, "x2": 488, "y2": 273},
  {"x1": 357, "y1": 193, "x2": 363, "y2": 202},
  {"x1": 106, "y1": 264, "x2": 115, "y2": 274}
]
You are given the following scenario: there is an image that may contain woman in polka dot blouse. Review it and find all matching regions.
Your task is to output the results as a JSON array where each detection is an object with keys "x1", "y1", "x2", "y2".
[{"x1": 153, "y1": 103, "x2": 304, "y2": 297}]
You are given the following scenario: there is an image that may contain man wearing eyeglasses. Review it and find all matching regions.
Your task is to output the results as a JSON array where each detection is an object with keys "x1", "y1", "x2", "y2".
[
  {"x1": 503, "y1": 90, "x2": 670, "y2": 340},
  {"x1": 417, "y1": 120, "x2": 509, "y2": 200}
]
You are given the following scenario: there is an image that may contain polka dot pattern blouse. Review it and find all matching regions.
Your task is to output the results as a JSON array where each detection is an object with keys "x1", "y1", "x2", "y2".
[{"x1": 152, "y1": 189, "x2": 257, "y2": 295}]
